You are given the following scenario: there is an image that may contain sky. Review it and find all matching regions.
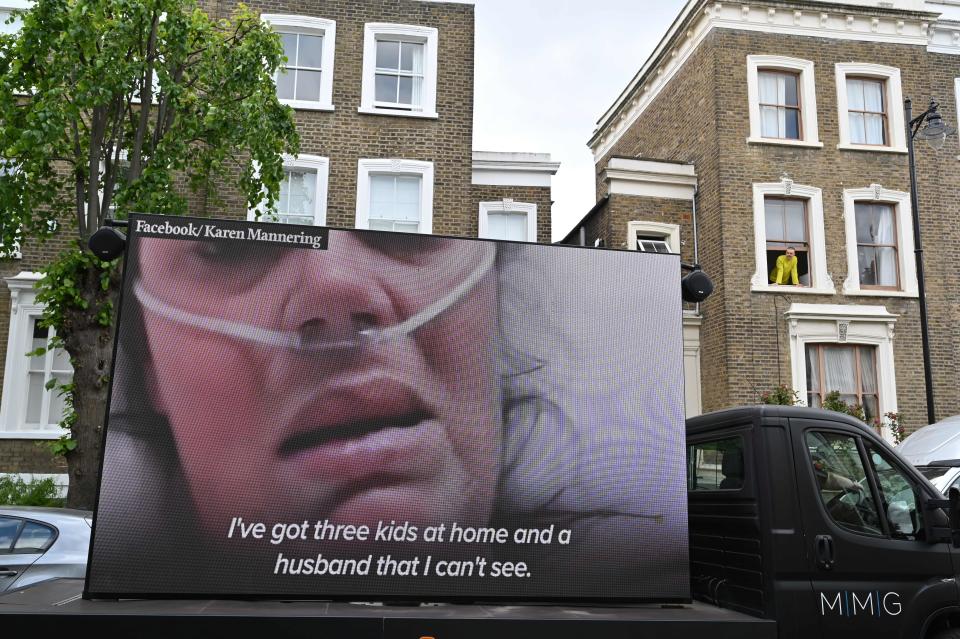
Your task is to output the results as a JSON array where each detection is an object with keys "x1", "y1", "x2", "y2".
[{"x1": 471, "y1": 0, "x2": 688, "y2": 241}]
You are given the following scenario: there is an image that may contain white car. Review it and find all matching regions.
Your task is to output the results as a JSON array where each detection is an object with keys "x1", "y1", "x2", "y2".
[
  {"x1": 0, "y1": 506, "x2": 91, "y2": 592},
  {"x1": 896, "y1": 415, "x2": 960, "y2": 494}
]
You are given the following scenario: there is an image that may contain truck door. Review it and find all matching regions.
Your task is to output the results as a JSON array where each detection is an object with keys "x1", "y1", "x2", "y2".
[{"x1": 794, "y1": 421, "x2": 956, "y2": 638}]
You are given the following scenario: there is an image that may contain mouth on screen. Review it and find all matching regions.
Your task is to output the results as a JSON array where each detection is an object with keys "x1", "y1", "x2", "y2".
[{"x1": 276, "y1": 410, "x2": 432, "y2": 457}]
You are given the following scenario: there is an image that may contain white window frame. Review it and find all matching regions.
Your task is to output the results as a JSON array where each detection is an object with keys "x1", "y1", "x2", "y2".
[
  {"x1": 261, "y1": 14, "x2": 336, "y2": 112},
  {"x1": 841, "y1": 185, "x2": 917, "y2": 298},
  {"x1": 627, "y1": 220, "x2": 680, "y2": 253},
  {"x1": 835, "y1": 63, "x2": 907, "y2": 154},
  {"x1": 0, "y1": 272, "x2": 70, "y2": 439},
  {"x1": 355, "y1": 159, "x2": 434, "y2": 233},
  {"x1": 359, "y1": 23, "x2": 438, "y2": 119},
  {"x1": 478, "y1": 200, "x2": 537, "y2": 242},
  {"x1": 785, "y1": 303, "x2": 899, "y2": 443},
  {"x1": 751, "y1": 179, "x2": 834, "y2": 295},
  {"x1": 248, "y1": 154, "x2": 329, "y2": 226},
  {"x1": 746, "y1": 55, "x2": 821, "y2": 148}
]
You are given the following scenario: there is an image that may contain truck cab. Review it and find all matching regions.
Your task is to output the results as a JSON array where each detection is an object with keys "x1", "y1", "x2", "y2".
[{"x1": 687, "y1": 405, "x2": 960, "y2": 639}]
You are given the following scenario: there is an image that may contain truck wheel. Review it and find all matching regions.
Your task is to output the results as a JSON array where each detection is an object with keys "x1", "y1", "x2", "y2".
[{"x1": 931, "y1": 629, "x2": 960, "y2": 639}]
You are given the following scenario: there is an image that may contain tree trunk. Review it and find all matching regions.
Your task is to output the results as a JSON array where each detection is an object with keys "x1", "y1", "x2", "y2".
[{"x1": 62, "y1": 258, "x2": 121, "y2": 510}]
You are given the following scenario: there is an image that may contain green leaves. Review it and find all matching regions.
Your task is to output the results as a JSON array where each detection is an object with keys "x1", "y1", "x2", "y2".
[{"x1": 0, "y1": 0, "x2": 298, "y2": 248}]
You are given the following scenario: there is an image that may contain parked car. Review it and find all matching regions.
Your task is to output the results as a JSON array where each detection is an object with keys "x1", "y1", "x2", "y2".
[
  {"x1": 0, "y1": 507, "x2": 91, "y2": 592},
  {"x1": 897, "y1": 414, "x2": 960, "y2": 494}
]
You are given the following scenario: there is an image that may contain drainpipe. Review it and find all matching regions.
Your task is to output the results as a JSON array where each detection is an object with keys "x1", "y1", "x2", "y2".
[{"x1": 692, "y1": 182, "x2": 700, "y2": 314}]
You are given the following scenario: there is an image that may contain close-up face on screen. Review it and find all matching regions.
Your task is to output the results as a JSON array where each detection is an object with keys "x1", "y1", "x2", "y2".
[{"x1": 87, "y1": 214, "x2": 689, "y2": 602}]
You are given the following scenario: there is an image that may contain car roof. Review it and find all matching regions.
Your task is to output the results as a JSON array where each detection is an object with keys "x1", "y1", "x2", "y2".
[
  {"x1": 896, "y1": 415, "x2": 960, "y2": 466},
  {"x1": 0, "y1": 506, "x2": 92, "y2": 520},
  {"x1": 687, "y1": 405, "x2": 876, "y2": 437}
]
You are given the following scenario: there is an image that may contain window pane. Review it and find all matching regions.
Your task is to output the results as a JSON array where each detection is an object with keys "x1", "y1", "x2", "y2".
[
  {"x1": 370, "y1": 175, "x2": 421, "y2": 224},
  {"x1": 807, "y1": 346, "x2": 821, "y2": 393},
  {"x1": 784, "y1": 201, "x2": 806, "y2": 242},
  {"x1": 51, "y1": 345, "x2": 71, "y2": 372},
  {"x1": 394, "y1": 222, "x2": 419, "y2": 233},
  {"x1": 298, "y1": 34, "x2": 323, "y2": 69},
  {"x1": 758, "y1": 72, "x2": 779, "y2": 103},
  {"x1": 783, "y1": 74, "x2": 799, "y2": 107},
  {"x1": 688, "y1": 436, "x2": 744, "y2": 491},
  {"x1": 376, "y1": 40, "x2": 400, "y2": 70},
  {"x1": 488, "y1": 212, "x2": 527, "y2": 242},
  {"x1": 295, "y1": 70, "x2": 322, "y2": 102},
  {"x1": 26, "y1": 372, "x2": 45, "y2": 423},
  {"x1": 398, "y1": 76, "x2": 413, "y2": 105},
  {"x1": 868, "y1": 446, "x2": 921, "y2": 539},
  {"x1": 865, "y1": 114, "x2": 885, "y2": 145},
  {"x1": 863, "y1": 80, "x2": 884, "y2": 112},
  {"x1": 29, "y1": 319, "x2": 46, "y2": 370},
  {"x1": 368, "y1": 219, "x2": 393, "y2": 231},
  {"x1": 375, "y1": 74, "x2": 398, "y2": 103},
  {"x1": 13, "y1": 521, "x2": 54, "y2": 552},
  {"x1": 400, "y1": 42, "x2": 423, "y2": 73},
  {"x1": 858, "y1": 246, "x2": 879, "y2": 286},
  {"x1": 806, "y1": 431, "x2": 882, "y2": 535},
  {"x1": 847, "y1": 78, "x2": 865, "y2": 110},
  {"x1": 370, "y1": 175, "x2": 395, "y2": 218},
  {"x1": 855, "y1": 203, "x2": 877, "y2": 243},
  {"x1": 760, "y1": 106, "x2": 781, "y2": 138},
  {"x1": 284, "y1": 170, "x2": 316, "y2": 219},
  {"x1": 764, "y1": 199, "x2": 785, "y2": 240},
  {"x1": 280, "y1": 33, "x2": 298, "y2": 64},
  {"x1": 276, "y1": 69, "x2": 295, "y2": 100},
  {"x1": 0, "y1": 517, "x2": 19, "y2": 551},
  {"x1": 875, "y1": 247, "x2": 898, "y2": 287},
  {"x1": 822, "y1": 346, "x2": 857, "y2": 394},
  {"x1": 395, "y1": 176, "x2": 421, "y2": 221},
  {"x1": 849, "y1": 113, "x2": 866, "y2": 144},
  {"x1": 48, "y1": 372, "x2": 69, "y2": 425},
  {"x1": 784, "y1": 108, "x2": 800, "y2": 140},
  {"x1": 860, "y1": 348, "x2": 878, "y2": 393}
]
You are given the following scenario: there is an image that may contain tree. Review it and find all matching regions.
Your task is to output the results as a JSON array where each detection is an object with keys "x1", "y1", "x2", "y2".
[{"x1": 0, "y1": 0, "x2": 299, "y2": 508}]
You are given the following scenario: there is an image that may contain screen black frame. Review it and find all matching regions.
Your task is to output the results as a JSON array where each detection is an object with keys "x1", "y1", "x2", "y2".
[{"x1": 83, "y1": 213, "x2": 690, "y2": 605}]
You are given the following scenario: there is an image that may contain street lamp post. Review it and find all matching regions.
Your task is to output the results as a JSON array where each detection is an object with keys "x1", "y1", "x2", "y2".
[{"x1": 904, "y1": 98, "x2": 955, "y2": 426}]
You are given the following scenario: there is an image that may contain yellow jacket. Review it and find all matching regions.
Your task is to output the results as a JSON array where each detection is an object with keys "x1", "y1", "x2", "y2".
[{"x1": 769, "y1": 255, "x2": 799, "y2": 285}]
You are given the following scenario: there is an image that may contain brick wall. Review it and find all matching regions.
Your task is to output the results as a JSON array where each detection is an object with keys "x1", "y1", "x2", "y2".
[
  {"x1": 588, "y1": 23, "x2": 960, "y2": 431},
  {"x1": 593, "y1": 34, "x2": 730, "y2": 412}
]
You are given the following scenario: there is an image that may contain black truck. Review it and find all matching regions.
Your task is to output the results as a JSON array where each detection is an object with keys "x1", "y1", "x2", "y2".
[{"x1": 2, "y1": 404, "x2": 959, "y2": 639}]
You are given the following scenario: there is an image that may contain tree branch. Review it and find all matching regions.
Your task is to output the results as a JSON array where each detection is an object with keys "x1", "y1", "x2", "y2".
[{"x1": 128, "y1": 8, "x2": 159, "y2": 183}]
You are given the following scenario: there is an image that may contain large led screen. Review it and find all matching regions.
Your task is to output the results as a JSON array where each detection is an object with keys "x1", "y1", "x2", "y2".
[{"x1": 86, "y1": 213, "x2": 689, "y2": 602}]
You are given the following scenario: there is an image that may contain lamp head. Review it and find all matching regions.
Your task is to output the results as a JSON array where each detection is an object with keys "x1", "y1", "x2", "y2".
[{"x1": 916, "y1": 101, "x2": 956, "y2": 150}]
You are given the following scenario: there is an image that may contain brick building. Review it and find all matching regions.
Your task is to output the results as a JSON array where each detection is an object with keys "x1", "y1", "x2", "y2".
[
  {"x1": 561, "y1": 0, "x2": 960, "y2": 439},
  {"x1": 0, "y1": 0, "x2": 558, "y2": 483}
]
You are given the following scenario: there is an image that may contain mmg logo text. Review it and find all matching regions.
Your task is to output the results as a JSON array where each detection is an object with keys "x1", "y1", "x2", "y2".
[{"x1": 820, "y1": 591, "x2": 902, "y2": 617}]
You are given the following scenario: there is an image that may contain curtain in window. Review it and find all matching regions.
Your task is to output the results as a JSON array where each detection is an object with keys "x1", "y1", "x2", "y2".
[
  {"x1": 859, "y1": 348, "x2": 879, "y2": 421},
  {"x1": 823, "y1": 346, "x2": 857, "y2": 405},
  {"x1": 758, "y1": 72, "x2": 799, "y2": 139},
  {"x1": 806, "y1": 347, "x2": 821, "y2": 407},
  {"x1": 855, "y1": 204, "x2": 897, "y2": 287},
  {"x1": 488, "y1": 212, "x2": 527, "y2": 241},
  {"x1": 847, "y1": 78, "x2": 885, "y2": 145},
  {"x1": 862, "y1": 80, "x2": 884, "y2": 144},
  {"x1": 409, "y1": 42, "x2": 424, "y2": 108},
  {"x1": 370, "y1": 175, "x2": 421, "y2": 232}
]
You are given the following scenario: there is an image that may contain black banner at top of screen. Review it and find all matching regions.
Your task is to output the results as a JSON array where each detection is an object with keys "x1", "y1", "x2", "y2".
[{"x1": 131, "y1": 215, "x2": 328, "y2": 250}]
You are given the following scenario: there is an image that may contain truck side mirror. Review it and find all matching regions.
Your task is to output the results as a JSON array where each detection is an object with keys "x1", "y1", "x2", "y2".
[{"x1": 923, "y1": 487, "x2": 960, "y2": 547}]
